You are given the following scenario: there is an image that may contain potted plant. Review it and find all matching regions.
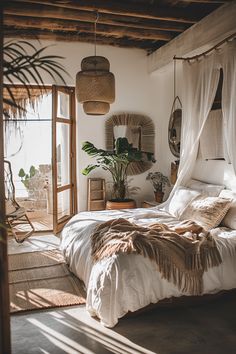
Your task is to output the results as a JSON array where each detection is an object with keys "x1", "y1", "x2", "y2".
[
  {"x1": 146, "y1": 171, "x2": 171, "y2": 203},
  {"x1": 82, "y1": 137, "x2": 155, "y2": 209}
]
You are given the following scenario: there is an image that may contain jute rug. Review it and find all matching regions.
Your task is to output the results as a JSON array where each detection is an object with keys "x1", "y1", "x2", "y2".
[{"x1": 8, "y1": 249, "x2": 86, "y2": 313}]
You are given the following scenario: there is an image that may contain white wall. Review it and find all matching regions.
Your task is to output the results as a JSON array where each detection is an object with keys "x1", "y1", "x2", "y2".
[
  {"x1": 7, "y1": 39, "x2": 160, "y2": 210},
  {"x1": 148, "y1": 61, "x2": 182, "y2": 186},
  {"x1": 74, "y1": 43, "x2": 158, "y2": 210}
]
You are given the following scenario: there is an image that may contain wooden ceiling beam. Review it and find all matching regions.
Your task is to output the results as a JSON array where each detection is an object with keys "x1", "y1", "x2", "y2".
[
  {"x1": 180, "y1": 0, "x2": 227, "y2": 3},
  {"x1": 6, "y1": 0, "x2": 201, "y2": 23},
  {"x1": 4, "y1": 15, "x2": 175, "y2": 41},
  {"x1": 3, "y1": 4, "x2": 188, "y2": 33},
  {"x1": 3, "y1": 27, "x2": 155, "y2": 51}
]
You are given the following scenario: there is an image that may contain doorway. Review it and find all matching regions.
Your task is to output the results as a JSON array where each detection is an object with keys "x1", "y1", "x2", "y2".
[{"x1": 3, "y1": 85, "x2": 77, "y2": 233}]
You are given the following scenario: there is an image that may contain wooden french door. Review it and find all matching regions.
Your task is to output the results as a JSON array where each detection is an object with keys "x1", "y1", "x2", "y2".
[{"x1": 52, "y1": 86, "x2": 77, "y2": 234}]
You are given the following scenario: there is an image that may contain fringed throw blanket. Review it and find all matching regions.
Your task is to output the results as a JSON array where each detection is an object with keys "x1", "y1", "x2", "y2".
[{"x1": 91, "y1": 218, "x2": 222, "y2": 295}]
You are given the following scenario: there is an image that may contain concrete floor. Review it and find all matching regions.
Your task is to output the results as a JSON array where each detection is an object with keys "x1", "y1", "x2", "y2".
[{"x1": 9, "y1": 235, "x2": 236, "y2": 354}]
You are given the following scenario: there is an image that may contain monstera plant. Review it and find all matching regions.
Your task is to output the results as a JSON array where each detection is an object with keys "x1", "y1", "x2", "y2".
[{"x1": 82, "y1": 137, "x2": 155, "y2": 205}]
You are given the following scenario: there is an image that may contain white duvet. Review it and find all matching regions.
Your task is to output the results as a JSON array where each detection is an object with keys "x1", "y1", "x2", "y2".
[{"x1": 60, "y1": 207, "x2": 236, "y2": 327}]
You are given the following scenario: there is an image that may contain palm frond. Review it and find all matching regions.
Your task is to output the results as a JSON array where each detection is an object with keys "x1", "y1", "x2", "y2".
[{"x1": 3, "y1": 40, "x2": 69, "y2": 119}]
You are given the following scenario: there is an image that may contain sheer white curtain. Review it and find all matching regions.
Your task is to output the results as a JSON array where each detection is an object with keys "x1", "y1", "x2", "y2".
[
  {"x1": 177, "y1": 54, "x2": 220, "y2": 187},
  {"x1": 161, "y1": 54, "x2": 220, "y2": 209},
  {"x1": 222, "y1": 40, "x2": 236, "y2": 173},
  {"x1": 162, "y1": 52, "x2": 220, "y2": 208},
  {"x1": 158, "y1": 40, "x2": 236, "y2": 210}
]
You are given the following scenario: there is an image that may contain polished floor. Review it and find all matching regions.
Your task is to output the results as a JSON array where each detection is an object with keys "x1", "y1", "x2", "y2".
[{"x1": 9, "y1": 234, "x2": 236, "y2": 354}]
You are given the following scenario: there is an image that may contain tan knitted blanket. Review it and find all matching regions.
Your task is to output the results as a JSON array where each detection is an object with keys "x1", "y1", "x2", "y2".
[{"x1": 91, "y1": 218, "x2": 222, "y2": 295}]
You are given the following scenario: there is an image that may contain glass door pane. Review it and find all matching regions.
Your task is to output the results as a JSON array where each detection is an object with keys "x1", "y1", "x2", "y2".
[
  {"x1": 57, "y1": 91, "x2": 70, "y2": 119},
  {"x1": 57, "y1": 189, "x2": 70, "y2": 220},
  {"x1": 52, "y1": 86, "x2": 77, "y2": 233},
  {"x1": 56, "y1": 122, "x2": 70, "y2": 187},
  {"x1": 4, "y1": 90, "x2": 53, "y2": 232}
]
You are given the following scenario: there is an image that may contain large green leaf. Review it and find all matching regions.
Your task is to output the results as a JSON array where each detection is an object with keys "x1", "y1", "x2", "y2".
[{"x1": 82, "y1": 164, "x2": 100, "y2": 176}]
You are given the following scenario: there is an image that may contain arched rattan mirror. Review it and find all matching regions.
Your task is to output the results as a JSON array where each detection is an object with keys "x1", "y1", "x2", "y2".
[
  {"x1": 105, "y1": 113, "x2": 155, "y2": 175},
  {"x1": 168, "y1": 97, "x2": 182, "y2": 158}
]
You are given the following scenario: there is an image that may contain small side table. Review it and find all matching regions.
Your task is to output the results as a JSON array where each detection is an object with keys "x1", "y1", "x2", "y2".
[{"x1": 141, "y1": 200, "x2": 160, "y2": 208}]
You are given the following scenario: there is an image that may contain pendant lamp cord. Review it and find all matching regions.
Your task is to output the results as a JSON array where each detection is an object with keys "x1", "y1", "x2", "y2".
[{"x1": 94, "y1": 11, "x2": 99, "y2": 57}]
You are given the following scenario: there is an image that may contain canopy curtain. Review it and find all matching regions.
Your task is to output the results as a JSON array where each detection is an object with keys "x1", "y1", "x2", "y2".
[
  {"x1": 176, "y1": 54, "x2": 220, "y2": 187},
  {"x1": 222, "y1": 40, "x2": 236, "y2": 173},
  {"x1": 162, "y1": 50, "x2": 220, "y2": 209},
  {"x1": 162, "y1": 39, "x2": 236, "y2": 209}
]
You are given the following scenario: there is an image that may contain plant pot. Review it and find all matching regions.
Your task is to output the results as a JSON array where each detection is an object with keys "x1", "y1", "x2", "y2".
[
  {"x1": 154, "y1": 191, "x2": 164, "y2": 203},
  {"x1": 106, "y1": 199, "x2": 136, "y2": 210}
]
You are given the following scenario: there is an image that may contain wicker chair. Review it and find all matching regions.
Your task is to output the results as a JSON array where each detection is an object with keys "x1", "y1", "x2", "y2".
[{"x1": 4, "y1": 160, "x2": 35, "y2": 243}]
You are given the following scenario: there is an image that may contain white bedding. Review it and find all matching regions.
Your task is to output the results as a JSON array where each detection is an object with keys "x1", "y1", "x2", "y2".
[{"x1": 60, "y1": 207, "x2": 236, "y2": 327}]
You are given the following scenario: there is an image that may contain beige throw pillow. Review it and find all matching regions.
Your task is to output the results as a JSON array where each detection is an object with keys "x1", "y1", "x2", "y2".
[
  {"x1": 219, "y1": 190, "x2": 236, "y2": 229},
  {"x1": 180, "y1": 196, "x2": 232, "y2": 230}
]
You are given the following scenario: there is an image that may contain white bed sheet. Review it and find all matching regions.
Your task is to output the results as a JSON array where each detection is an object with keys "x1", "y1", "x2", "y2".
[{"x1": 60, "y1": 207, "x2": 236, "y2": 327}]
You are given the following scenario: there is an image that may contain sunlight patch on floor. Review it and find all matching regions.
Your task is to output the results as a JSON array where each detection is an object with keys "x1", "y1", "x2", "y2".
[
  {"x1": 28, "y1": 318, "x2": 95, "y2": 354},
  {"x1": 8, "y1": 233, "x2": 60, "y2": 255}
]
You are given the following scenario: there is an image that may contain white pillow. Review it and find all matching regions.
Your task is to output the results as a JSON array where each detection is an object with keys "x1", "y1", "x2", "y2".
[
  {"x1": 219, "y1": 190, "x2": 236, "y2": 229},
  {"x1": 168, "y1": 186, "x2": 201, "y2": 218},
  {"x1": 186, "y1": 179, "x2": 225, "y2": 197}
]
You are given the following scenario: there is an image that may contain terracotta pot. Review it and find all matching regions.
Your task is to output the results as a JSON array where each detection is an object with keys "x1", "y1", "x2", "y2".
[
  {"x1": 106, "y1": 199, "x2": 136, "y2": 210},
  {"x1": 154, "y1": 191, "x2": 164, "y2": 203}
]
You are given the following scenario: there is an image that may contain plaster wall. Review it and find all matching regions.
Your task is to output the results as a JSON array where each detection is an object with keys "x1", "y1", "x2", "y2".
[{"x1": 7, "y1": 39, "x2": 159, "y2": 210}]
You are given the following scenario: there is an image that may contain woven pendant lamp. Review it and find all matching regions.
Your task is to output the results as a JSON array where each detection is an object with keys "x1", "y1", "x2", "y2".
[{"x1": 76, "y1": 13, "x2": 115, "y2": 115}]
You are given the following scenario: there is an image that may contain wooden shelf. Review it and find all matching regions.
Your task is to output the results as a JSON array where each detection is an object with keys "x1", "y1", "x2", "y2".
[{"x1": 87, "y1": 178, "x2": 106, "y2": 211}]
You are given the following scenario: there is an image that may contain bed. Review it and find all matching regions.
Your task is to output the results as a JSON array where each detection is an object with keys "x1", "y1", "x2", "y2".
[{"x1": 60, "y1": 182, "x2": 236, "y2": 328}]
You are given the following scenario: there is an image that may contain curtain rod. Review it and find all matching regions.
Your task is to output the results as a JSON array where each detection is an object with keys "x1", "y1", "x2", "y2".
[
  {"x1": 174, "y1": 32, "x2": 236, "y2": 61},
  {"x1": 3, "y1": 119, "x2": 51, "y2": 122}
]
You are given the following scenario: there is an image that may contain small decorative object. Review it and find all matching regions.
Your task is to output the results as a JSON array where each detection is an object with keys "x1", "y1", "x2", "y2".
[
  {"x1": 146, "y1": 172, "x2": 171, "y2": 203},
  {"x1": 76, "y1": 12, "x2": 115, "y2": 115},
  {"x1": 171, "y1": 160, "x2": 180, "y2": 184},
  {"x1": 82, "y1": 137, "x2": 155, "y2": 209}
]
